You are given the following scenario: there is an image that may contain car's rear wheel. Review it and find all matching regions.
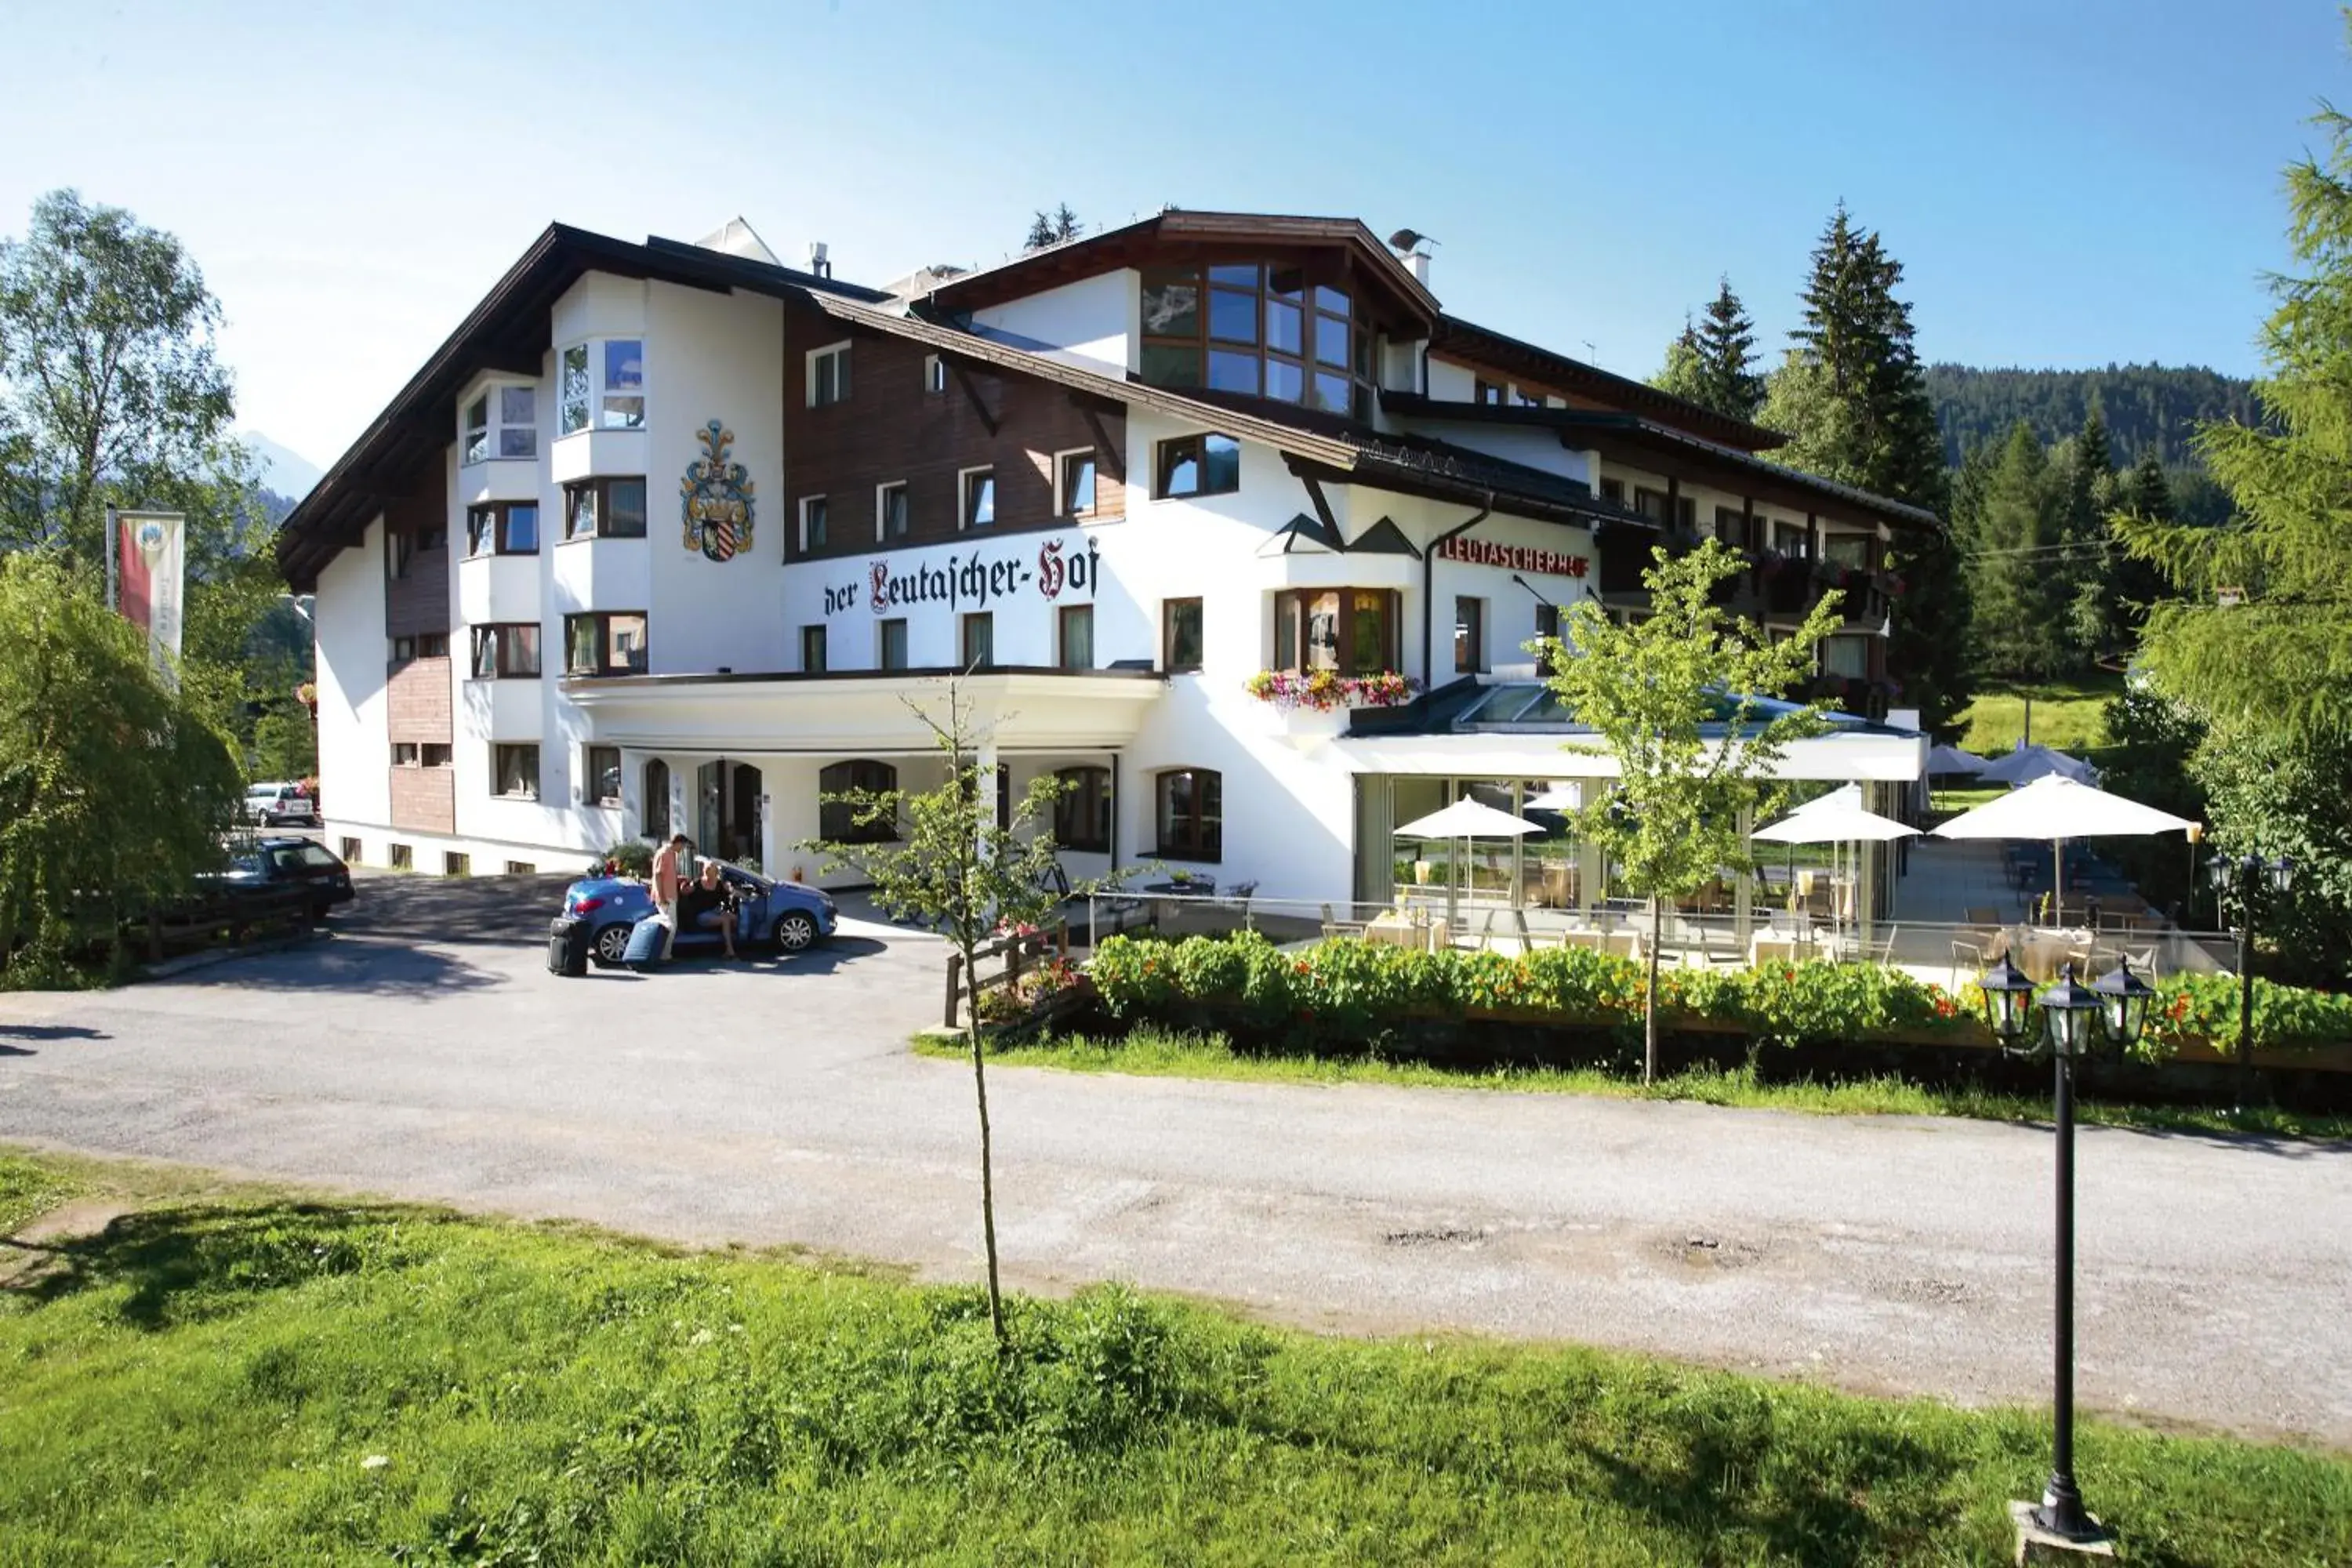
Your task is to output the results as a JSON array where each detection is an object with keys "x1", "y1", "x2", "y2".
[
  {"x1": 591, "y1": 923, "x2": 633, "y2": 967},
  {"x1": 775, "y1": 911, "x2": 818, "y2": 953}
]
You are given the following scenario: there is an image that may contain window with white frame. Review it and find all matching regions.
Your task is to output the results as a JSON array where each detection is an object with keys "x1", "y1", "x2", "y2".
[
  {"x1": 801, "y1": 495, "x2": 829, "y2": 552},
  {"x1": 559, "y1": 342, "x2": 644, "y2": 434},
  {"x1": 808, "y1": 342, "x2": 851, "y2": 407},
  {"x1": 877, "y1": 481, "x2": 908, "y2": 542},
  {"x1": 1056, "y1": 448, "x2": 1098, "y2": 518},
  {"x1": 960, "y1": 466, "x2": 995, "y2": 528},
  {"x1": 464, "y1": 385, "x2": 539, "y2": 463},
  {"x1": 601, "y1": 339, "x2": 644, "y2": 428}
]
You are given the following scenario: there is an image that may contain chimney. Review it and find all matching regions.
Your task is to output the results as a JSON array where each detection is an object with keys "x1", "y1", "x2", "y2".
[
  {"x1": 1407, "y1": 251, "x2": 1431, "y2": 286},
  {"x1": 808, "y1": 241, "x2": 831, "y2": 279}
]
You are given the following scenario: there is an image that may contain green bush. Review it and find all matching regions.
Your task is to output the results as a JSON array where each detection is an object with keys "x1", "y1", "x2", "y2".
[
  {"x1": 601, "y1": 840, "x2": 653, "y2": 877},
  {"x1": 1087, "y1": 933, "x2": 2352, "y2": 1058}
]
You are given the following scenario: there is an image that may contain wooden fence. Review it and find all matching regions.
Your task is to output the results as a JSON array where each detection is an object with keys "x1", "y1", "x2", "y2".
[{"x1": 943, "y1": 922, "x2": 1070, "y2": 1029}]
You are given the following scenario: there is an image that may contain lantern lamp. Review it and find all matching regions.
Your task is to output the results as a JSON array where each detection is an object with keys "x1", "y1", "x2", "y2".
[
  {"x1": 2268, "y1": 856, "x2": 2295, "y2": 896},
  {"x1": 1978, "y1": 954, "x2": 2037, "y2": 1047},
  {"x1": 2035, "y1": 962, "x2": 2103, "y2": 1058},
  {"x1": 2089, "y1": 959, "x2": 2156, "y2": 1053}
]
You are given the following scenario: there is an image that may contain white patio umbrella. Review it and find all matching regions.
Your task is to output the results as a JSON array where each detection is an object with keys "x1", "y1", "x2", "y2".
[
  {"x1": 1980, "y1": 743, "x2": 2098, "y2": 788},
  {"x1": 1755, "y1": 789, "x2": 1918, "y2": 953},
  {"x1": 1932, "y1": 774, "x2": 2195, "y2": 916},
  {"x1": 1926, "y1": 743, "x2": 1989, "y2": 776},
  {"x1": 1396, "y1": 797, "x2": 1541, "y2": 929}
]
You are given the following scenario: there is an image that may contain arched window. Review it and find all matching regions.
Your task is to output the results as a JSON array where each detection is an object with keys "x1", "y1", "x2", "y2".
[
  {"x1": 820, "y1": 760, "x2": 899, "y2": 844},
  {"x1": 642, "y1": 759, "x2": 670, "y2": 840},
  {"x1": 1054, "y1": 766, "x2": 1111, "y2": 853},
  {"x1": 1153, "y1": 768, "x2": 1221, "y2": 862}
]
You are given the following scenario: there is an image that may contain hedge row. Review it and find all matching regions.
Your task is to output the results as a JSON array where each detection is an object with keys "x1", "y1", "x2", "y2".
[{"x1": 1085, "y1": 933, "x2": 2352, "y2": 1059}]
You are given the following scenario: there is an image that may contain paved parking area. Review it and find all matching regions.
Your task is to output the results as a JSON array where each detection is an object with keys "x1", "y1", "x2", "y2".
[{"x1": 3, "y1": 874, "x2": 2350, "y2": 1447}]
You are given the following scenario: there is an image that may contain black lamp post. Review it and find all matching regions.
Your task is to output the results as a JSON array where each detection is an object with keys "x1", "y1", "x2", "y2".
[
  {"x1": 1977, "y1": 954, "x2": 2154, "y2": 1548},
  {"x1": 2205, "y1": 851, "x2": 2294, "y2": 1109}
]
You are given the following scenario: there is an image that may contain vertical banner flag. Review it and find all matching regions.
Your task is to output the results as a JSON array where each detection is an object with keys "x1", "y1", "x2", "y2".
[{"x1": 115, "y1": 510, "x2": 187, "y2": 668}]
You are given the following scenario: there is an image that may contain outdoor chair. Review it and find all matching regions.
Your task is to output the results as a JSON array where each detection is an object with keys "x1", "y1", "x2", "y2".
[
  {"x1": 1319, "y1": 902, "x2": 1367, "y2": 942},
  {"x1": 1949, "y1": 929, "x2": 1999, "y2": 987},
  {"x1": 1864, "y1": 924, "x2": 1900, "y2": 967}
]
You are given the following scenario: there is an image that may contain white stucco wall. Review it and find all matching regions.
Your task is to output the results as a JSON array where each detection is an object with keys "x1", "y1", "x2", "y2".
[
  {"x1": 971, "y1": 268, "x2": 1137, "y2": 378},
  {"x1": 314, "y1": 514, "x2": 389, "y2": 831}
]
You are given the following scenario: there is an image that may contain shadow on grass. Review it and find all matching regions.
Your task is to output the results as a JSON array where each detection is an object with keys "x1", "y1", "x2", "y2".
[{"x1": 10, "y1": 1200, "x2": 437, "y2": 1327}]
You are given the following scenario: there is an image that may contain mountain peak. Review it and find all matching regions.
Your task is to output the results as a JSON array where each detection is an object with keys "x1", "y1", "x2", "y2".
[{"x1": 238, "y1": 430, "x2": 323, "y2": 499}]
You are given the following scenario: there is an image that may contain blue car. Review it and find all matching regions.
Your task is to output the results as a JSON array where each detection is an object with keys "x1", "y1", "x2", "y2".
[{"x1": 562, "y1": 866, "x2": 838, "y2": 967}]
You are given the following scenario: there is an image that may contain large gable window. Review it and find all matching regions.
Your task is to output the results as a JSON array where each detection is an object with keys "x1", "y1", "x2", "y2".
[{"x1": 1141, "y1": 263, "x2": 1375, "y2": 420}]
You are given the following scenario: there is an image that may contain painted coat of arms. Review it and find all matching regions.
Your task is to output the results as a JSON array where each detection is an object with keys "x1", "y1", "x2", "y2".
[{"x1": 680, "y1": 420, "x2": 755, "y2": 561}]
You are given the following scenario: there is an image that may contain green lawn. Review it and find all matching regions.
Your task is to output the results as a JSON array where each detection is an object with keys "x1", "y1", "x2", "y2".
[
  {"x1": 1956, "y1": 673, "x2": 2123, "y2": 757},
  {"x1": 922, "y1": 1028, "x2": 2352, "y2": 1142},
  {"x1": 1, "y1": 1150, "x2": 2346, "y2": 1565}
]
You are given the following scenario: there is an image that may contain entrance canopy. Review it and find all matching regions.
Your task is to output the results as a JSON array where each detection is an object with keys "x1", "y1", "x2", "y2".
[{"x1": 564, "y1": 667, "x2": 1163, "y2": 754}]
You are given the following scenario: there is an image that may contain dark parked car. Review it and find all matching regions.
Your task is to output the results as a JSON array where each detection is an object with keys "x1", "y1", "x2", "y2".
[
  {"x1": 561, "y1": 865, "x2": 837, "y2": 967},
  {"x1": 218, "y1": 836, "x2": 356, "y2": 920}
]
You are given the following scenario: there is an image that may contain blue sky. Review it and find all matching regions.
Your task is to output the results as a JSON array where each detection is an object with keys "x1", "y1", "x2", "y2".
[{"x1": 5, "y1": 0, "x2": 2339, "y2": 470}]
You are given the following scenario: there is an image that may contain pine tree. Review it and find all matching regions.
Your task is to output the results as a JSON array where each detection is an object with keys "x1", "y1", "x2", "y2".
[
  {"x1": 1022, "y1": 204, "x2": 1083, "y2": 252},
  {"x1": 1693, "y1": 278, "x2": 1765, "y2": 420},
  {"x1": 1650, "y1": 281, "x2": 1764, "y2": 421},
  {"x1": 1965, "y1": 423, "x2": 2071, "y2": 681},
  {"x1": 2055, "y1": 409, "x2": 2118, "y2": 666},
  {"x1": 1761, "y1": 205, "x2": 1964, "y2": 729}
]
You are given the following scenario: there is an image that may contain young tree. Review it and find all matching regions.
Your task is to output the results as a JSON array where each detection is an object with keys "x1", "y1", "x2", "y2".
[
  {"x1": 1540, "y1": 539, "x2": 1843, "y2": 1081},
  {"x1": 1761, "y1": 205, "x2": 1962, "y2": 730},
  {"x1": 1650, "y1": 319, "x2": 1707, "y2": 405},
  {"x1": 799, "y1": 683, "x2": 1100, "y2": 1345},
  {"x1": 0, "y1": 554, "x2": 242, "y2": 984}
]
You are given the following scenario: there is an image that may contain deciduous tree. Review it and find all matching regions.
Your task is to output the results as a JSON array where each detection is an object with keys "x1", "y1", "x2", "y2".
[
  {"x1": 1539, "y1": 539, "x2": 1842, "y2": 1081},
  {"x1": 0, "y1": 554, "x2": 241, "y2": 985},
  {"x1": 800, "y1": 683, "x2": 1111, "y2": 1345}
]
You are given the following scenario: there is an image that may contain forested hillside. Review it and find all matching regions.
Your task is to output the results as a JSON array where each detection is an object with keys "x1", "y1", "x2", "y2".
[{"x1": 1925, "y1": 364, "x2": 2258, "y2": 467}]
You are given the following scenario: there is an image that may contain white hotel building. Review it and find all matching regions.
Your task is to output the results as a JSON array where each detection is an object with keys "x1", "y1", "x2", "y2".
[{"x1": 280, "y1": 212, "x2": 1933, "y2": 916}]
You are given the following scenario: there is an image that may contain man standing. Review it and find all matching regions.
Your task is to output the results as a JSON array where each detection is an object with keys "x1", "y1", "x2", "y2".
[{"x1": 651, "y1": 832, "x2": 688, "y2": 959}]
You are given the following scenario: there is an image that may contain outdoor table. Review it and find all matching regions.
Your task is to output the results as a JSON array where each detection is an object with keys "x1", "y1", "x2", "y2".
[
  {"x1": 1556, "y1": 928, "x2": 1642, "y2": 960},
  {"x1": 1749, "y1": 931, "x2": 1817, "y2": 967},
  {"x1": 1995, "y1": 927, "x2": 2095, "y2": 983},
  {"x1": 1364, "y1": 913, "x2": 1448, "y2": 951}
]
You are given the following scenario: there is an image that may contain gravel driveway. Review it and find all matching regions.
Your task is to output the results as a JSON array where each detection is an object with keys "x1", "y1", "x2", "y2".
[{"x1": 3, "y1": 879, "x2": 2347, "y2": 1448}]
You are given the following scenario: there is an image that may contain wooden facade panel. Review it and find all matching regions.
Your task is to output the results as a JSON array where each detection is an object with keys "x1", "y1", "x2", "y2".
[
  {"x1": 387, "y1": 655, "x2": 453, "y2": 742},
  {"x1": 383, "y1": 456, "x2": 452, "y2": 638},
  {"x1": 783, "y1": 325, "x2": 1124, "y2": 562},
  {"x1": 389, "y1": 764, "x2": 456, "y2": 836}
]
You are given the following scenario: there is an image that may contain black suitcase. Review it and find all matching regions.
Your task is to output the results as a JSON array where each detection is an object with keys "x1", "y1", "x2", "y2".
[{"x1": 547, "y1": 914, "x2": 590, "y2": 978}]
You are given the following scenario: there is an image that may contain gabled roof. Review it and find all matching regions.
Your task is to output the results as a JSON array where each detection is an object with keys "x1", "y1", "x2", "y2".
[
  {"x1": 1380, "y1": 392, "x2": 1940, "y2": 532},
  {"x1": 917, "y1": 209, "x2": 1442, "y2": 332},
  {"x1": 277, "y1": 224, "x2": 1650, "y2": 588},
  {"x1": 274, "y1": 224, "x2": 887, "y2": 589},
  {"x1": 1428, "y1": 314, "x2": 1790, "y2": 454}
]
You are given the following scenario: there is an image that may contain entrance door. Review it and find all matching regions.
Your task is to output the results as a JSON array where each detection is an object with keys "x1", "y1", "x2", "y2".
[
  {"x1": 730, "y1": 762, "x2": 763, "y2": 866},
  {"x1": 695, "y1": 761, "x2": 724, "y2": 859}
]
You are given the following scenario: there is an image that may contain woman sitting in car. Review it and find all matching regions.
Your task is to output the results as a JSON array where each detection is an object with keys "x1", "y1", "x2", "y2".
[{"x1": 675, "y1": 861, "x2": 740, "y2": 960}]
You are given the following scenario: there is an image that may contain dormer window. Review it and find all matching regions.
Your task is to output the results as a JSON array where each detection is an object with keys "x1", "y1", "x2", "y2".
[
  {"x1": 462, "y1": 386, "x2": 537, "y2": 464},
  {"x1": 1140, "y1": 263, "x2": 1377, "y2": 420}
]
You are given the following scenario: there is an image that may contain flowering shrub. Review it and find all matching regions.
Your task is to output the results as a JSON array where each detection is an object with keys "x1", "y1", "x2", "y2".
[
  {"x1": 1089, "y1": 933, "x2": 1981, "y2": 1048},
  {"x1": 1243, "y1": 670, "x2": 1417, "y2": 711},
  {"x1": 2142, "y1": 971, "x2": 2352, "y2": 1058},
  {"x1": 1089, "y1": 935, "x2": 2352, "y2": 1061}
]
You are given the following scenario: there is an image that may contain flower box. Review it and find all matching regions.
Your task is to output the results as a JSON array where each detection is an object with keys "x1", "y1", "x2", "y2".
[{"x1": 1244, "y1": 670, "x2": 1418, "y2": 712}]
